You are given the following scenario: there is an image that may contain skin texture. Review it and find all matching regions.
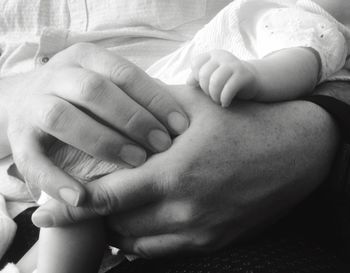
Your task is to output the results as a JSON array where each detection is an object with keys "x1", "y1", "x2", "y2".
[
  {"x1": 28, "y1": 47, "x2": 340, "y2": 257},
  {"x1": 0, "y1": 43, "x2": 189, "y2": 206},
  {"x1": 0, "y1": 44, "x2": 189, "y2": 273}
]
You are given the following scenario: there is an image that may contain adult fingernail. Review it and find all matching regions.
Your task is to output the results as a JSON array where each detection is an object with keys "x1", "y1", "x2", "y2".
[
  {"x1": 168, "y1": 112, "x2": 189, "y2": 134},
  {"x1": 32, "y1": 210, "x2": 54, "y2": 228},
  {"x1": 148, "y1": 130, "x2": 171, "y2": 152},
  {"x1": 59, "y1": 188, "x2": 80, "y2": 207},
  {"x1": 120, "y1": 145, "x2": 147, "y2": 167}
]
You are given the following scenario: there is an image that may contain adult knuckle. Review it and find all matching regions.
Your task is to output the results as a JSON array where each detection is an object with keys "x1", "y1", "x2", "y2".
[
  {"x1": 41, "y1": 100, "x2": 68, "y2": 131},
  {"x1": 31, "y1": 169, "x2": 50, "y2": 189},
  {"x1": 78, "y1": 74, "x2": 107, "y2": 103},
  {"x1": 89, "y1": 133, "x2": 116, "y2": 159},
  {"x1": 14, "y1": 153, "x2": 49, "y2": 188},
  {"x1": 111, "y1": 62, "x2": 138, "y2": 87},
  {"x1": 144, "y1": 92, "x2": 165, "y2": 110},
  {"x1": 123, "y1": 108, "x2": 145, "y2": 132},
  {"x1": 90, "y1": 183, "x2": 117, "y2": 216},
  {"x1": 171, "y1": 202, "x2": 194, "y2": 227},
  {"x1": 7, "y1": 123, "x2": 24, "y2": 140},
  {"x1": 68, "y1": 43, "x2": 99, "y2": 65}
]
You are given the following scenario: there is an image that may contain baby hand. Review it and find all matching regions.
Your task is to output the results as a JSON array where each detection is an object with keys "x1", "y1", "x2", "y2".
[{"x1": 187, "y1": 50, "x2": 258, "y2": 107}]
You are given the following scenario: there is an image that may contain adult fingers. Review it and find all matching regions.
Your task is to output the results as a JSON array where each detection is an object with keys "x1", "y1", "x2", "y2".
[
  {"x1": 107, "y1": 200, "x2": 194, "y2": 237},
  {"x1": 48, "y1": 67, "x2": 171, "y2": 153},
  {"x1": 113, "y1": 229, "x2": 226, "y2": 258},
  {"x1": 32, "y1": 167, "x2": 161, "y2": 227},
  {"x1": 8, "y1": 125, "x2": 86, "y2": 206},
  {"x1": 58, "y1": 43, "x2": 189, "y2": 135},
  {"x1": 111, "y1": 234, "x2": 191, "y2": 258},
  {"x1": 30, "y1": 95, "x2": 147, "y2": 166}
]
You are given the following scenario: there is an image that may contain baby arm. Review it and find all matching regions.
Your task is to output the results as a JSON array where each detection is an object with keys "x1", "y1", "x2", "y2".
[
  {"x1": 36, "y1": 218, "x2": 106, "y2": 273},
  {"x1": 188, "y1": 47, "x2": 320, "y2": 107},
  {"x1": 14, "y1": 218, "x2": 105, "y2": 273}
]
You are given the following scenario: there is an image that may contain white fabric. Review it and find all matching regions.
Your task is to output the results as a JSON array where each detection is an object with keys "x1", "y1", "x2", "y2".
[
  {"x1": 148, "y1": 0, "x2": 350, "y2": 84},
  {"x1": 0, "y1": 0, "x2": 231, "y2": 74}
]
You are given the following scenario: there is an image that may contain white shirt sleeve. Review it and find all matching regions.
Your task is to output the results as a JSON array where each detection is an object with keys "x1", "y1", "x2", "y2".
[{"x1": 255, "y1": 6, "x2": 348, "y2": 82}]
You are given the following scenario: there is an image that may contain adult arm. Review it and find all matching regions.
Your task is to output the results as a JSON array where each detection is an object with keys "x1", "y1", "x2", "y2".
[
  {"x1": 32, "y1": 72, "x2": 342, "y2": 257},
  {"x1": 0, "y1": 43, "x2": 189, "y2": 206}
]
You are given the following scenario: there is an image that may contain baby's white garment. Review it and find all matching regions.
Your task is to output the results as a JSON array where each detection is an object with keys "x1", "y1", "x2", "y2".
[{"x1": 147, "y1": 0, "x2": 350, "y2": 84}]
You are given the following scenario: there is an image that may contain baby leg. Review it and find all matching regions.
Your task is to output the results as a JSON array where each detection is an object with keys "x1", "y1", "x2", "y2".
[
  {"x1": 16, "y1": 242, "x2": 38, "y2": 273},
  {"x1": 37, "y1": 218, "x2": 105, "y2": 273}
]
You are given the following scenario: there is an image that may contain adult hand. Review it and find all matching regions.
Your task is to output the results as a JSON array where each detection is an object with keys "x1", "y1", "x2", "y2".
[
  {"x1": 32, "y1": 79, "x2": 339, "y2": 257},
  {"x1": 0, "y1": 43, "x2": 189, "y2": 206}
]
